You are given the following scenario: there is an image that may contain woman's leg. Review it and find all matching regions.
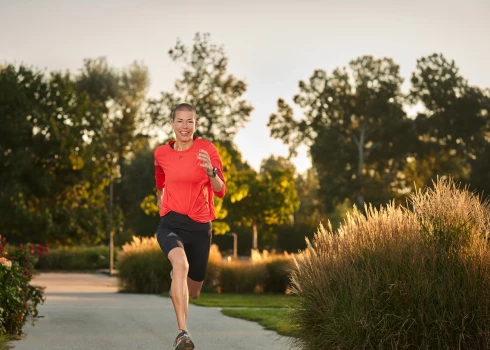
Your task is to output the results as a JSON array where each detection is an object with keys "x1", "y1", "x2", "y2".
[
  {"x1": 185, "y1": 229, "x2": 210, "y2": 299},
  {"x1": 167, "y1": 247, "x2": 189, "y2": 332},
  {"x1": 187, "y1": 278, "x2": 204, "y2": 299}
]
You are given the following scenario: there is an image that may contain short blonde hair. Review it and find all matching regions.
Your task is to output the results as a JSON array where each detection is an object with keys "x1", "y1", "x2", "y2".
[{"x1": 171, "y1": 103, "x2": 196, "y2": 120}]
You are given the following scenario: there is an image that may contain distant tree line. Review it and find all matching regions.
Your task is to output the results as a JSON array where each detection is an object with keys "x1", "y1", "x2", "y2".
[{"x1": 1, "y1": 33, "x2": 488, "y2": 254}]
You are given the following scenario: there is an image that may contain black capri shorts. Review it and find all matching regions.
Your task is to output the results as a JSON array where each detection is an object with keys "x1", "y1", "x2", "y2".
[{"x1": 156, "y1": 211, "x2": 212, "y2": 282}]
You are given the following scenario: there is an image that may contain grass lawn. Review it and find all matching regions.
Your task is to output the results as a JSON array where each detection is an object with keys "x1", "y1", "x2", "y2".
[
  {"x1": 189, "y1": 292, "x2": 298, "y2": 308},
  {"x1": 221, "y1": 308, "x2": 297, "y2": 337},
  {"x1": 186, "y1": 293, "x2": 298, "y2": 337}
]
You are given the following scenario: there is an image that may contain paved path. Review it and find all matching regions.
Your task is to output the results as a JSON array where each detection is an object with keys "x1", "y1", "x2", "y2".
[{"x1": 12, "y1": 273, "x2": 295, "y2": 350}]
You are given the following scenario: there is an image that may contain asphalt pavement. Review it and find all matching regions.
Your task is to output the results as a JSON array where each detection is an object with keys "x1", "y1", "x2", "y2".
[{"x1": 11, "y1": 273, "x2": 295, "y2": 350}]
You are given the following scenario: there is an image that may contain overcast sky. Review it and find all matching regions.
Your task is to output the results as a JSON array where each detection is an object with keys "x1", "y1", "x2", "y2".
[{"x1": 1, "y1": 0, "x2": 489, "y2": 172}]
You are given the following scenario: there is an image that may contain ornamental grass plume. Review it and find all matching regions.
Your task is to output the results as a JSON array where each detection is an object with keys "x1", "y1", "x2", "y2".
[{"x1": 289, "y1": 178, "x2": 490, "y2": 349}]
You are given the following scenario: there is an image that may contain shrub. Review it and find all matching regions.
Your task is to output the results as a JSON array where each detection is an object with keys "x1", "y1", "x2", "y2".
[
  {"x1": 0, "y1": 237, "x2": 46, "y2": 336},
  {"x1": 117, "y1": 236, "x2": 171, "y2": 293},
  {"x1": 263, "y1": 258, "x2": 294, "y2": 294},
  {"x1": 251, "y1": 249, "x2": 296, "y2": 294},
  {"x1": 116, "y1": 235, "x2": 295, "y2": 295},
  {"x1": 216, "y1": 251, "x2": 295, "y2": 294},
  {"x1": 219, "y1": 260, "x2": 264, "y2": 293},
  {"x1": 290, "y1": 178, "x2": 490, "y2": 349},
  {"x1": 202, "y1": 244, "x2": 222, "y2": 292},
  {"x1": 35, "y1": 246, "x2": 117, "y2": 271}
]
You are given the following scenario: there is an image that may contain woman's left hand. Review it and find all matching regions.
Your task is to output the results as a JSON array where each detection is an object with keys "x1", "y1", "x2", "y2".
[{"x1": 197, "y1": 149, "x2": 213, "y2": 175}]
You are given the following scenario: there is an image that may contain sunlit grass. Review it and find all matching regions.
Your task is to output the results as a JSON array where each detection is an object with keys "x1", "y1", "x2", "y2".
[
  {"x1": 188, "y1": 292, "x2": 298, "y2": 308},
  {"x1": 221, "y1": 308, "x2": 298, "y2": 337},
  {"x1": 175, "y1": 293, "x2": 299, "y2": 337}
]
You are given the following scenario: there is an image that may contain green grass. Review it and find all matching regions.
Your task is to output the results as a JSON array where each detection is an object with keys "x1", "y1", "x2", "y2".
[
  {"x1": 0, "y1": 334, "x2": 18, "y2": 350},
  {"x1": 188, "y1": 293, "x2": 298, "y2": 308},
  {"x1": 184, "y1": 293, "x2": 298, "y2": 337},
  {"x1": 221, "y1": 308, "x2": 297, "y2": 337}
]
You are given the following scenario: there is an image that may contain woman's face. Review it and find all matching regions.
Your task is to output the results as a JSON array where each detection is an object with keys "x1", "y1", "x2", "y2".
[{"x1": 172, "y1": 110, "x2": 197, "y2": 143}]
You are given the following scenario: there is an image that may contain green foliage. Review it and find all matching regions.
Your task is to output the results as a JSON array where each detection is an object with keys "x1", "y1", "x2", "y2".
[
  {"x1": 209, "y1": 258, "x2": 294, "y2": 294},
  {"x1": 289, "y1": 178, "x2": 490, "y2": 349},
  {"x1": 35, "y1": 246, "x2": 116, "y2": 271},
  {"x1": 143, "y1": 32, "x2": 255, "y2": 238},
  {"x1": 2, "y1": 46, "x2": 489, "y2": 258},
  {"x1": 247, "y1": 157, "x2": 298, "y2": 227},
  {"x1": 263, "y1": 258, "x2": 294, "y2": 294},
  {"x1": 0, "y1": 64, "x2": 110, "y2": 245},
  {"x1": 293, "y1": 169, "x2": 328, "y2": 227},
  {"x1": 218, "y1": 261, "x2": 263, "y2": 293},
  {"x1": 0, "y1": 237, "x2": 46, "y2": 336},
  {"x1": 210, "y1": 255, "x2": 295, "y2": 294},
  {"x1": 269, "y1": 53, "x2": 490, "y2": 215},
  {"x1": 224, "y1": 155, "x2": 300, "y2": 249},
  {"x1": 118, "y1": 250, "x2": 170, "y2": 294},
  {"x1": 0, "y1": 334, "x2": 20, "y2": 350},
  {"x1": 121, "y1": 144, "x2": 161, "y2": 240},
  {"x1": 269, "y1": 56, "x2": 414, "y2": 211},
  {"x1": 276, "y1": 168, "x2": 341, "y2": 253},
  {"x1": 409, "y1": 53, "x2": 490, "y2": 190},
  {"x1": 207, "y1": 142, "x2": 235, "y2": 235},
  {"x1": 147, "y1": 33, "x2": 253, "y2": 143},
  {"x1": 76, "y1": 57, "x2": 151, "y2": 239},
  {"x1": 470, "y1": 140, "x2": 490, "y2": 202},
  {"x1": 117, "y1": 235, "x2": 294, "y2": 295}
]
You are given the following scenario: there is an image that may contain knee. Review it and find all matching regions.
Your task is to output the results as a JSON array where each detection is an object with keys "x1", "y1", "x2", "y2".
[
  {"x1": 172, "y1": 259, "x2": 189, "y2": 274},
  {"x1": 189, "y1": 290, "x2": 201, "y2": 300}
]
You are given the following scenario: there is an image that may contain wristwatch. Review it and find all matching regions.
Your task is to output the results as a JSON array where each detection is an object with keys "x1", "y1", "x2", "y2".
[{"x1": 208, "y1": 167, "x2": 218, "y2": 178}]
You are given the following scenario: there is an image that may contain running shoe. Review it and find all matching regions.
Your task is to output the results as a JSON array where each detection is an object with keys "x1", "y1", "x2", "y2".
[{"x1": 173, "y1": 329, "x2": 195, "y2": 350}]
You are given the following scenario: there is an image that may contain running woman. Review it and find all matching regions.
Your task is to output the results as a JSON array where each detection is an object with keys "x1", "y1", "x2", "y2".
[{"x1": 154, "y1": 103, "x2": 226, "y2": 350}]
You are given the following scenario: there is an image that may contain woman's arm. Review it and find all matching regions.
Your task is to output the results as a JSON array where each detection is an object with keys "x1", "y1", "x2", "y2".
[
  {"x1": 197, "y1": 148, "x2": 226, "y2": 196},
  {"x1": 207, "y1": 169, "x2": 224, "y2": 192},
  {"x1": 157, "y1": 188, "x2": 164, "y2": 208}
]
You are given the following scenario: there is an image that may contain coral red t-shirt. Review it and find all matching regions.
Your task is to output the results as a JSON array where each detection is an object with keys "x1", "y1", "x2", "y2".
[{"x1": 154, "y1": 138, "x2": 226, "y2": 223}]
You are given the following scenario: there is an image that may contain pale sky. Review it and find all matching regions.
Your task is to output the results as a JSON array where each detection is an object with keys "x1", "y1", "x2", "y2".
[{"x1": 1, "y1": 0, "x2": 489, "y2": 173}]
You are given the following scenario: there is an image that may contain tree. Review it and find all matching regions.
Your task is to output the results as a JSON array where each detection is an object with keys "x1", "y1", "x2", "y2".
[
  {"x1": 276, "y1": 167, "x2": 353, "y2": 253},
  {"x1": 269, "y1": 56, "x2": 414, "y2": 211},
  {"x1": 409, "y1": 54, "x2": 490, "y2": 191},
  {"x1": 142, "y1": 33, "x2": 253, "y2": 242},
  {"x1": 0, "y1": 64, "x2": 109, "y2": 245},
  {"x1": 120, "y1": 143, "x2": 161, "y2": 242},
  {"x1": 75, "y1": 58, "x2": 150, "y2": 234},
  {"x1": 223, "y1": 155, "x2": 300, "y2": 250},
  {"x1": 147, "y1": 33, "x2": 253, "y2": 143},
  {"x1": 293, "y1": 169, "x2": 327, "y2": 227}
]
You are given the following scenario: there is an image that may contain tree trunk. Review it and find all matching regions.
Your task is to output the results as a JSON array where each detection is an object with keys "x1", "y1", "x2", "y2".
[{"x1": 252, "y1": 219, "x2": 258, "y2": 250}]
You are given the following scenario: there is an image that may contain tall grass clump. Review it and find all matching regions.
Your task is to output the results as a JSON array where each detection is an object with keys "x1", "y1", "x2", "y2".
[
  {"x1": 289, "y1": 178, "x2": 490, "y2": 349},
  {"x1": 116, "y1": 236, "x2": 171, "y2": 293}
]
